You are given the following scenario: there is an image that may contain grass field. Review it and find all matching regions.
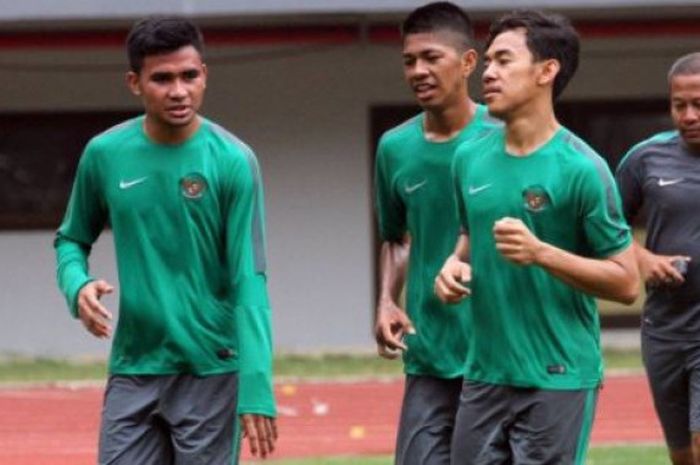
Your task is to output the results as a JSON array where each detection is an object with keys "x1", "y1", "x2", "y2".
[
  {"x1": 0, "y1": 348, "x2": 643, "y2": 383},
  {"x1": 0, "y1": 353, "x2": 401, "y2": 383},
  {"x1": 603, "y1": 348, "x2": 643, "y2": 371},
  {"x1": 240, "y1": 445, "x2": 667, "y2": 465}
]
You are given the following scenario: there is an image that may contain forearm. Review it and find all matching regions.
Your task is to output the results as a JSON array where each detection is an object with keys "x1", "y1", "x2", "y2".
[
  {"x1": 55, "y1": 235, "x2": 94, "y2": 317},
  {"x1": 237, "y1": 306, "x2": 275, "y2": 416},
  {"x1": 535, "y1": 242, "x2": 639, "y2": 304},
  {"x1": 234, "y1": 274, "x2": 276, "y2": 417},
  {"x1": 452, "y1": 233, "x2": 470, "y2": 262},
  {"x1": 377, "y1": 238, "x2": 410, "y2": 307},
  {"x1": 632, "y1": 240, "x2": 652, "y2": 269}
]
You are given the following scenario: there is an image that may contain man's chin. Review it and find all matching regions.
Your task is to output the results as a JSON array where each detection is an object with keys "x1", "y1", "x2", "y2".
[
  {"x1": 414, "y1": 93, "x2": 444, "y2": 110},
  {"x1": 485, "y1": 105, "x2": 507, "y2": 121}
]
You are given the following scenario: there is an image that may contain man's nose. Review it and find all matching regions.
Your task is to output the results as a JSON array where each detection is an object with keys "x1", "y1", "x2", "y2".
[
  {"x1": 681, "y1": 106, "x2": 700, "y2": 124},
  {"x1": 168, "y1": 79, "x2": 187, "y2": 98},
  {"x1": 411, "y1": 59, "x2": 430, "y2": 77}
]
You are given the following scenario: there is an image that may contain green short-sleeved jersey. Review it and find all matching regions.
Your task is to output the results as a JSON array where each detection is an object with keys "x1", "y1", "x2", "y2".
[
  {"x1": 55, "y1": 116, "x2": 275, "y2": 416},
  {"x1": 375, "y1": 104, "x2": 499, "y2": 378},
  {"x1": 452, "y1": 127, "x2": 631, "y2": 389}
]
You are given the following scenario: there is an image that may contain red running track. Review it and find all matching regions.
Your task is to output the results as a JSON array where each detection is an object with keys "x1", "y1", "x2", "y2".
[{"x1": 0, "y1": 375, "x2": 662, "y2": 465}]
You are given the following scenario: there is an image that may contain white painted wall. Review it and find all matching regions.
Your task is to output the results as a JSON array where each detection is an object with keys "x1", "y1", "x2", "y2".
[
  {"x1": 0, "y1": 232, "x2": 116, "y2": 358},
  {"x1": 0, "y1": 36, "x2": 697, "y2": 356}
]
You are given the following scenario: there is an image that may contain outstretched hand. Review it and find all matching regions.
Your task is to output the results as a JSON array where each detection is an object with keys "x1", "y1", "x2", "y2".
[
  {"x1": 77, "y1": 279, "x2": 114, "y2": 339},
  {"x1": 638, "y1": 251, "x2": 690, "y2": 287}
]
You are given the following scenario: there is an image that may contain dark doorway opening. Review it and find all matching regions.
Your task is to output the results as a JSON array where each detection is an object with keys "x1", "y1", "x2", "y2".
[{"x1": 0, "y1": 110, "x2": 139, "y2": 229}]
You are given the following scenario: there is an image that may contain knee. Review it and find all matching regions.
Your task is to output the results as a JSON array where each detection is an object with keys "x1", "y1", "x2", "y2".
[
  {"x1": 692, "y1": 432, "x2": 700, "y2": 465},
  {"x1": 669, "y1": 446, "x2": 693, "y2": 465}
]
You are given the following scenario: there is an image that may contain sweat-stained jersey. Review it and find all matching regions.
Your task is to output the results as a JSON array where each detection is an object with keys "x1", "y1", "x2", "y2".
[
  {"x1": 375, "y1": 104, "x2": 499, "y2": 378},
  {"x1": 55, "y1": 115, "x2": 275, "y2": 416},
  {"x1": 453, "y1": 127, "x2": 631, "y2": 389},
  {"x1": 616, "y1": 131, "x2": 700, "y2": 340}
]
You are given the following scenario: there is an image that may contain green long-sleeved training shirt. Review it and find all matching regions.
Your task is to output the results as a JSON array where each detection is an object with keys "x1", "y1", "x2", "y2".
[{"x1": 55, "y1": 116, "x2": 275, "y2": 416}]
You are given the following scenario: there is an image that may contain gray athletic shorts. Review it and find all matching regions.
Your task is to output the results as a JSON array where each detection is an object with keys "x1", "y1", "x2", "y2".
[
  {"x1": 98, "y1": 373, "x2": 238, "y2": 465},
  {"x1": 642, "y1": 332, "x2": 700, "y2": 450},
  {"x1": 450, "y1": 381, "x2": 598, "y2": 465},
  {"x1": 395, "y1": 375, "x2": 463, "y2": 465}
]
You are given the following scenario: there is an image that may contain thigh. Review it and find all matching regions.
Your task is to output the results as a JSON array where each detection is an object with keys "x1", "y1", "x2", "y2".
[
  {"x1": 395, "y1": 375, "x2": 463, "y2": 465},
  {"x1": 230, "y1": 418, "x2": 242, "y2": 465},
  {"x1": 686, "y1": 342, "x2": 700, "y2": 436},
  {"x1": 509, "y1": 388, "x2": 597, "y2": 465},
  {"x1": 450, "y1": 381, "x2": 512, "y2": 465},
  {"x1": 98, "y1": 375, "x2": 172, "y2": 465},
  {"x1": 642, "y1": 333, "x2": 691, "y2": 450},
  {"x1": 162, "y1": 373, "x2": 238, "y2": 465}
]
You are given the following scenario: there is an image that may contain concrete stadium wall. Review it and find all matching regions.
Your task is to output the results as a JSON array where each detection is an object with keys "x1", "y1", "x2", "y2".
[
  {"x1": 5, "y1": 0, "x2": 700, "y2": 22},
  {"x1": 0, "y1": 35, "x2": 696, "y2": 357}
]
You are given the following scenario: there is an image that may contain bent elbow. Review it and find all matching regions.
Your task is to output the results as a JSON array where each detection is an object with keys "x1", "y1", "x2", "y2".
[
  {"x1": 618, "y1": 292, "x2": 638, "y2": 306},
  {"x1": 616, "y1": 279, "x2": 640, "y2": 305}
]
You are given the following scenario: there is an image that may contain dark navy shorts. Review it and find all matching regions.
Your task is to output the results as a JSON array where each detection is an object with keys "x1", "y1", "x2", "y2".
[
  {"x1": 450, "y1": 380, "x2": 598, "y2": 465},
  {"x1": 395, "y1": 374, "x2": 463, "y2": 465},
  {"x1": 98, "y1": 373, "x2": 238, "y2": 465},
  {"x1": 642, "y1": 332, "x2": 700, "y2": 450}
]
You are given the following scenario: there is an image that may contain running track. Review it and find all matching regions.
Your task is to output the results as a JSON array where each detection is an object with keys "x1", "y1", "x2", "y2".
[{"x1": 0, "y1": 374, "x2": 661, "y2": 465}]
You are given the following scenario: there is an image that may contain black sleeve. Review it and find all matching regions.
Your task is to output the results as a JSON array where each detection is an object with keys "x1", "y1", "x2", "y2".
[{"x1": 615, "y1": 148, "x2": 645, "y2": 223}]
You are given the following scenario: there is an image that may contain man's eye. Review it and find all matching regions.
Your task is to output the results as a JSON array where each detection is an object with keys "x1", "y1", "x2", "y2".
[{"x1": 183, "y1": 71, "x2": 200, "y2": 80}]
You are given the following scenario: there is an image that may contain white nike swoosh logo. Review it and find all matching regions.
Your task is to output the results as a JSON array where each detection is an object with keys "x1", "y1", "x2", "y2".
[
  {"x1": 119, "y1": 177, "x2": 148, "y2": 189},
  {"x1": 468, "y1": 183, "x2": 492, "y2": 195},
  {"x1": 658, "y1": 178, "x2": 683, "y2": 187},
  {"x1": 405, "y1": 180, "x2": 428, "y2": 194}
]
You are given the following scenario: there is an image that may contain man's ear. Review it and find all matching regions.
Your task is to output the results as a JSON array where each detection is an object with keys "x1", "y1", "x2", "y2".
[
  {"x1": 201, "y1": 63, "x2": 208, "y2": 89},
  {"x1": 537, "y1": 58, "x2": 560, "y2": 87},
  {"x1": 461, "y1": 48, "x2": 478, "y2": 78},
  {"x1": 126, "y1": 71, "x2": 141, "y2": 96}
]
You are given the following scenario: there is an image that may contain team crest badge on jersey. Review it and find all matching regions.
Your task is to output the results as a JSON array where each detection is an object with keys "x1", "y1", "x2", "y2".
[
  {"x1": 180, "y1": 173, "x2": 208, "y2": 199},
  {"x1": 522, "y1": 185, "x2": 550, "y2": 212}
]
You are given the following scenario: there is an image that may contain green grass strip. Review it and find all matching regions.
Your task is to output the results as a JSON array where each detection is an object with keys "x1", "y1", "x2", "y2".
[{"x1": 0, "y1": 348, "x2": 641, "y2": 383}]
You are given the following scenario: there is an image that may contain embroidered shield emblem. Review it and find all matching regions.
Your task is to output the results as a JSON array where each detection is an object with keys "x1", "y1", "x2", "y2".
[
  {"x1": 180, "y1": 173, "x2": 207, "y2": 199},
  {"x1": 522, "y1": 185, "x2": 550, "y2": 212}
]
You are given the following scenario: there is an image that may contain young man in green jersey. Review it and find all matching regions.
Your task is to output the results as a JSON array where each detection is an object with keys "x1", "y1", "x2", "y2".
[
  {"x1": 434, "y1": 10, "x2": 639, "y2": 464},
  {"x1": 54, "y1": 17, "x2": 276, "y2": 464},
  {"x1": 374, "y1": 3, "x2": 498, "y2": 464},
  {"x1": 616, "y1": 53, "x2": 700, "y2": 465}
]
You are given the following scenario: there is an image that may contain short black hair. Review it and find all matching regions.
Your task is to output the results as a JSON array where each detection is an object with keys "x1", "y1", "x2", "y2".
[
  {"x1": 401, "y1": 2, "x2": 475, "y2": 51},
  {"x1": 126, "y1": 16, "x2": 204, "y2": 73},
  {"x1": 668, "y1": 52, "x2": 700, "y2": 83},
  {"x1": 486, "y1": 10, "x2": 579, "y2": 99}
]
